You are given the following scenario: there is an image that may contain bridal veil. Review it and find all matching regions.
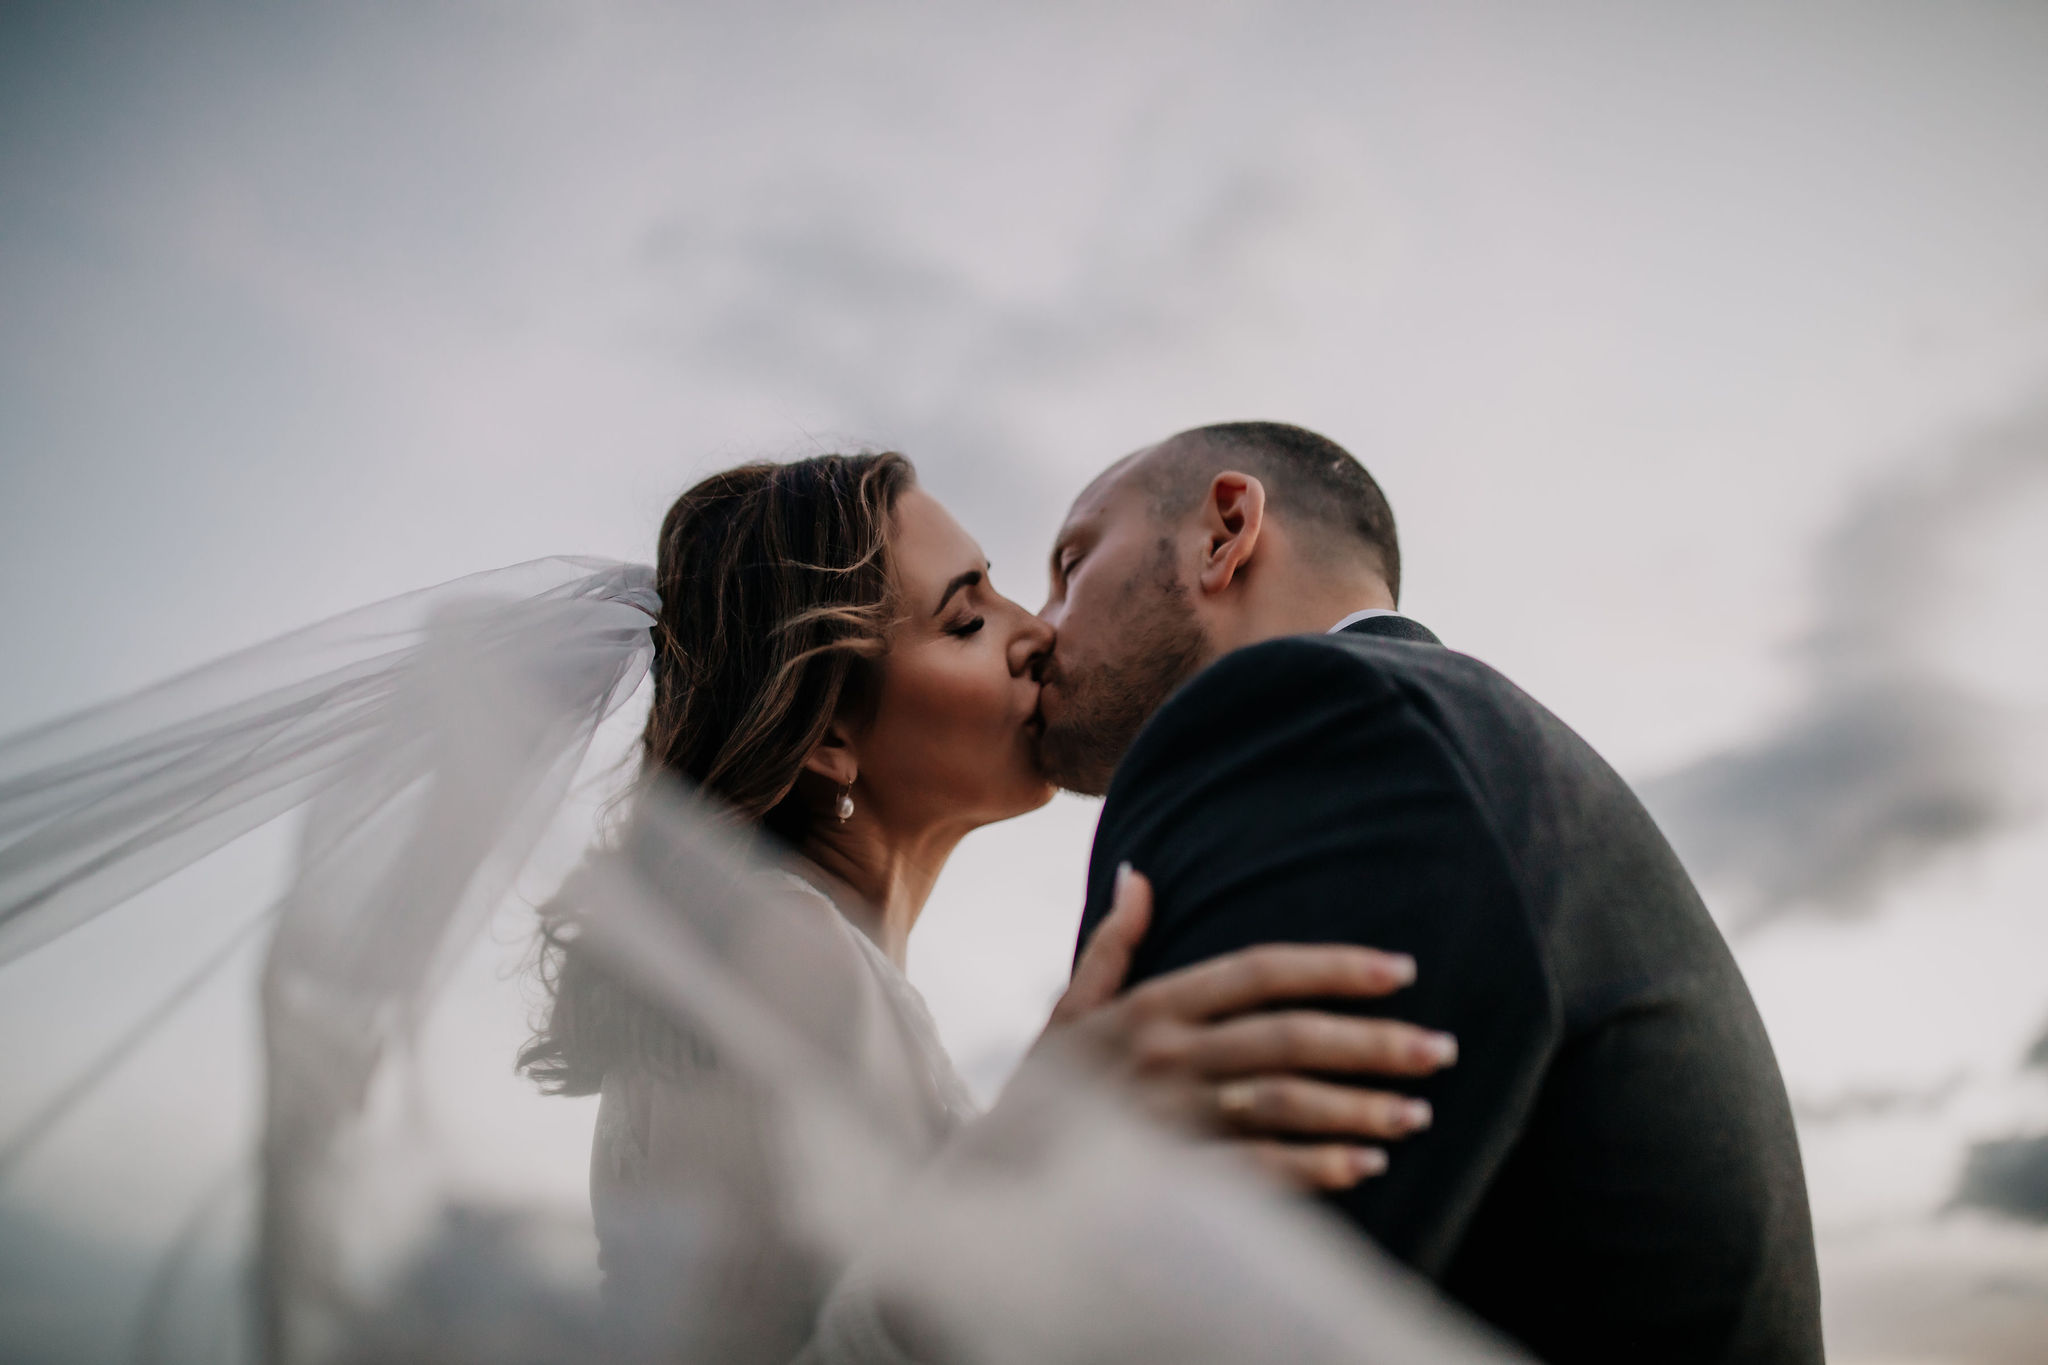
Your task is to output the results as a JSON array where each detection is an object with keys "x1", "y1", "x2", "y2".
[{"x1": 0, "y1": 558, "x2": 1522, "y2": 1363}]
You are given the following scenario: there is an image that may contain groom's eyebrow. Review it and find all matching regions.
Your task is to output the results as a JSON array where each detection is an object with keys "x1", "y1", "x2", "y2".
[{"x1": 933, "y1": 568, "x2": 984, "y2": 615}]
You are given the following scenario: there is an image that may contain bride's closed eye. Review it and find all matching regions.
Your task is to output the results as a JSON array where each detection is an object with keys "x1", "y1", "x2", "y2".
[{"x1": 945, "y1": 616, "x2": 986, "y2": 639}]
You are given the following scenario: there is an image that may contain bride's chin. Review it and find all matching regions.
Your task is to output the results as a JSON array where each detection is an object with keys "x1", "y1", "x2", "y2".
[{"x1": 988, "y1": 774, "x2": 1058, "y2": 822}]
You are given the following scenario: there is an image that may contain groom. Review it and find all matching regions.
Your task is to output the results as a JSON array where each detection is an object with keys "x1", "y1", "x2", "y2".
[{"x1": 1033, "y1": 423, "x2": 1822, "y2": 1364}]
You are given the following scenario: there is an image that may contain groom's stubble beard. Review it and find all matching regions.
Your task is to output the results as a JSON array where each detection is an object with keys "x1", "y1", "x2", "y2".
[{"x1": 1034, "y1": 540, "x2": 1209, "y2": 798}]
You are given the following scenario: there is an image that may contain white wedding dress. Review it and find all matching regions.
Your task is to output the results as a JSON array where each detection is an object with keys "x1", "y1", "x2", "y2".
[
  {"x1": 0, "y1": 558, "x2": 1525, "y2": 1365},
  {"x1": 589, "y1": 872, "x2": 976, "y2": 1363}
]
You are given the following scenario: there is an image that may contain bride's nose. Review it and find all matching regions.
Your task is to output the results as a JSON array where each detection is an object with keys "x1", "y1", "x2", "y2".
[{"x1": 1007, "y1": 606, "x2": 1056, "y2": 678}]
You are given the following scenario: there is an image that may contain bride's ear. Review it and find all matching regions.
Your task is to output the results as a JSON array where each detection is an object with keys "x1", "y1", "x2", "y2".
[{"x1": 799, "y1": 722, "x2": 859, "y2": 790}]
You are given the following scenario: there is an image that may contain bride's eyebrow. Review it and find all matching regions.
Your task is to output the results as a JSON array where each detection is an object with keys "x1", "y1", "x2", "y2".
[{"x1": 932, "y1": 568, "x2": 985, "y2": 616}]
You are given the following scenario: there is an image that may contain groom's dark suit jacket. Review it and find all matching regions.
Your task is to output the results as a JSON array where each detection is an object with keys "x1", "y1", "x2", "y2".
[{"x1": 1075, "y1": 615, "x2": 1821, "y2": 1365}]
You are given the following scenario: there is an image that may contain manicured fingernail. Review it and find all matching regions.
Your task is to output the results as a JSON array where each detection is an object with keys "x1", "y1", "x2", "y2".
[
  {"x1": 1353, "y1": 1147, "x2": 1388, "y2": 1178},
  {"x1": 1115, "y1": 861, "x2": 1134, "y2": 897},
  {"x1": 1416, "y1": 1033, "x2": 1458, "y2": 1067},
  {"x1": 1386, "y1": 953, "x2": 1417, "y2": 986},
  {"x1": 1402, "y1": 1099, "x2": 1433, "y2": 1132}
]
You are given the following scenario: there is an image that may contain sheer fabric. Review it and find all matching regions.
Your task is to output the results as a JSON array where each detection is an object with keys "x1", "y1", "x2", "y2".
[
  {"x1": 0, "y1": 557, "x2": 656, "y2": 968},
  {"x1": 0, "y1": 558, "x2": 1526, "y2": 1365}
]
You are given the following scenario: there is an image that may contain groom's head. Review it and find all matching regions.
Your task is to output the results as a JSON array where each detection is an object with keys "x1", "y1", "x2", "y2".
[{"x1": 1034, "y1": 421, "x2": 1399, "y2": 795}]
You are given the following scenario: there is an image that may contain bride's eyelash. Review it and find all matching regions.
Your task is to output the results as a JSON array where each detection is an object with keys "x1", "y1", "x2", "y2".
[{"x1": 946, "y1": 617, "x2": 986, "y2": 639}]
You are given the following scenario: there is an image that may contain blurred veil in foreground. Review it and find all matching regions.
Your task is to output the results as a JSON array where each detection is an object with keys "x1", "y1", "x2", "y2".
[{"x1": 0, "y1": 559, "x2": 1522, "y2": 1364}]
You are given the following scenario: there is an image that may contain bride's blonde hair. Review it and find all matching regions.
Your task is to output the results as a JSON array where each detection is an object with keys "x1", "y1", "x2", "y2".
[{"x1": 522, "y1": 450, "x2": 916, "y2": 1094}]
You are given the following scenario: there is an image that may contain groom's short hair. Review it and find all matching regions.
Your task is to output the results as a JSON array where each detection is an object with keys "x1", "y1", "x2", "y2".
[{"x1": 1141, "y1": 421, "x2": 1402, "y2": 602}]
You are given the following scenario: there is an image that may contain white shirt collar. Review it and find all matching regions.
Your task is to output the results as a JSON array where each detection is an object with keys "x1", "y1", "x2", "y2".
[{"x1": 1328, "y1": 608, "x2": 1402, "y2": 634}]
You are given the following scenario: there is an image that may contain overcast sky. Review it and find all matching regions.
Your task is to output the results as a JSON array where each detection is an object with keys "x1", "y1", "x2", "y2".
[{"x1": 5, "y1": 4, "x2": 2048, "y2": 1360}]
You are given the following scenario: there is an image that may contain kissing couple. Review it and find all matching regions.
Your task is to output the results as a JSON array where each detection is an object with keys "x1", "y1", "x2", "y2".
[
  {"x1": 0, "y1": 421, "x2": 1822, "y2": 1364},
  {"x1": 527, "y1": 420, "x2": 1822, "y2": 1364}
]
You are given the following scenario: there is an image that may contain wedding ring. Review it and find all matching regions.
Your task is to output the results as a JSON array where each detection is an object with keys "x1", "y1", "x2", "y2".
[{"x1": 1217, "y1": 1080, "x2": 1259, "y2": 1123}]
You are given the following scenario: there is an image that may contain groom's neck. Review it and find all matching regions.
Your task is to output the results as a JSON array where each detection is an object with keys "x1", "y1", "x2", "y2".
[{"x1": 1200, "y1": 559, "x2": 1396, "y2": 660}]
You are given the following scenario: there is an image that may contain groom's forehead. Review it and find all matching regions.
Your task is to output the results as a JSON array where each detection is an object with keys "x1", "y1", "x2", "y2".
[{"x1": 1057, "y1": 447, "x2": 1160, "y2": 541}]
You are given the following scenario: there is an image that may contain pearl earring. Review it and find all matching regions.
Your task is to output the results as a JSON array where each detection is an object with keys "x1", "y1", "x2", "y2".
[{"x1": 835, "y1": 781, "x2": 855, "y2": 823}]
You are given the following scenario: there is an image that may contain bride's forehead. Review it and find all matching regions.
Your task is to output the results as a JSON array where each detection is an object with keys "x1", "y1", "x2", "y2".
[{"x1": 890, "y1": 488, "x2": 982, "y2": 572}]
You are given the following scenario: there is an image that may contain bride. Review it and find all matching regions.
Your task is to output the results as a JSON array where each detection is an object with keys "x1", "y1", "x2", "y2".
[{"x1": 0, "y1": 448, "x2": 1497, "y2": 1365}]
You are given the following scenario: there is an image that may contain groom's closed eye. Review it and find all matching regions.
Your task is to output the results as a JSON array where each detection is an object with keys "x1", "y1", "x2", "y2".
[{"x1": 1051, "y1": 546, "x2": 1083, "y2": 588}]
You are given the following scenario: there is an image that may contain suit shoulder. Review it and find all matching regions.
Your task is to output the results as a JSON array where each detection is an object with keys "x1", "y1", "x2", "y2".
[
  {"x1": 1147, "y1": 631, "x2": 1494, "y2": 734},
  {"x1": 1160, "y1": 632, "x2": 1398, "y2": 711},
  {"x1": 1110, "y1": 631, "x2": 1575, "y2": 832},
  {"x1": 1107, "y1": 634, "x2": 1434, "y2": 802}
]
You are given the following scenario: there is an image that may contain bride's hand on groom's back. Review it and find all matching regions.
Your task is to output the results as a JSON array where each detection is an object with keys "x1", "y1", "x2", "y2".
[{"x1": 1039, "y1": 863, "x2": 1459, "y2": 1192}]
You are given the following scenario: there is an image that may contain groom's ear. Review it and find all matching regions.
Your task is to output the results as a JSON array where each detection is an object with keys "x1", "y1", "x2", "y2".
[{"x1": 1196, "y1": 471, "x2": 1266, "y2": 598}]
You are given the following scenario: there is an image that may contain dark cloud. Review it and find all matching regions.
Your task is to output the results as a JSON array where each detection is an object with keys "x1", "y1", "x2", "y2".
[
  {"x1": 1956, "y1": 1135, "x2": 2048, "y2": 1224},
  {"x1": 1643, "y1": 398, "x2": 2048, "y2": 928},
  {"x1": 630, "y1": 207, "x2": 1066, "y2": 574},
  {"x1": 0, "y1": 1203, "x2": 201, "y2": 1364},
  {"x1": 622, "y1": 119, "x2": 1341, "y2": 581},
  {"x1": 1791, "y1": 1072, "x2": 1965, "y2": 1124},
  {"x1": 1646, "y1": 677, "x2": 2004, "y2": 920},
  {"x1": 330, "y1": 1205, "x2": 608, "y2": 1365}
]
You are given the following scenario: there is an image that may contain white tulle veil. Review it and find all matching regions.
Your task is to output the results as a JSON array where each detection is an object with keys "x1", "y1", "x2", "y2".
[{"x1": 0, "y1": 558, "x2": 1523, "y2": 1364}]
